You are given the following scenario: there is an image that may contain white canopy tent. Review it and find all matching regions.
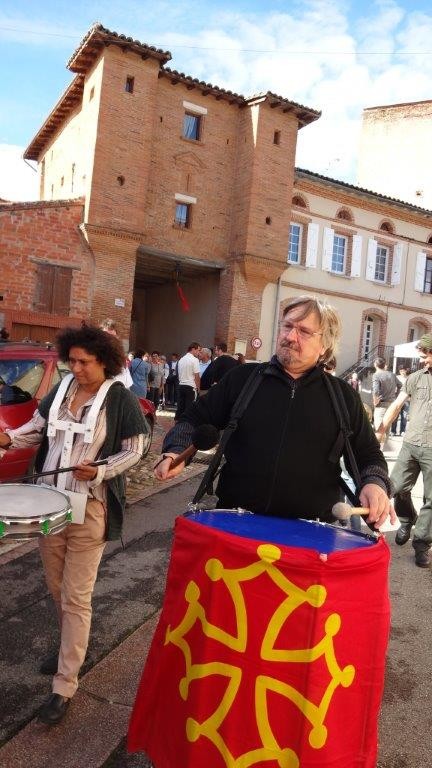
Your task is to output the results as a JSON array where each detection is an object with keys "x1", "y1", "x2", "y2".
[{"x1": 392, "y1": 340, "x2": 421, "y2": 372}]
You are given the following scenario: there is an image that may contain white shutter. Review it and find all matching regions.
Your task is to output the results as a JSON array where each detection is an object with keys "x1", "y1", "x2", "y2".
[
  {"x1": 322, "y1": 227, "x2": 334, "y2": 271},
  {"x1": 391, "y1": 242, "x2": 403, "y2": 286},
  {"x1": 351, "y1": 235, "x2": 362, "y2": 277},
  {"x1": 366, "y1": 238, "x2": 377, "y2": 280},
  {"x1": 415, "y1": 251, "x2": 427, "y2": 292},
  {"x1": 305, "y1": 222, "x2": 319, "y2": 268}
]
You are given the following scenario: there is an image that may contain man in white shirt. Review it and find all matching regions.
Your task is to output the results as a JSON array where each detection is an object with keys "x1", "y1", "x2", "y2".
[{"x1": 175, "y1": 342, "x2": 201, "y2": 420}]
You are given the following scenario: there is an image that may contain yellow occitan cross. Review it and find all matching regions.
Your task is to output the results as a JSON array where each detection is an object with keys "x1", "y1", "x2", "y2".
[{"x1": 165, "y1": 542, "x2": 355, "y2": 767}]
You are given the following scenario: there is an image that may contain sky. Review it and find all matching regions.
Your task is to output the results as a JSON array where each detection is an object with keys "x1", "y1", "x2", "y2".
[{"x1": 1, "y1": 0, "x2": 432, "y2": 201}]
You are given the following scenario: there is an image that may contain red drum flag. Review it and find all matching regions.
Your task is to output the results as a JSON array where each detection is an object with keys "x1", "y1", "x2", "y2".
[{"x1": 128, "y1": 514, "x2": 390, "y2": 768}]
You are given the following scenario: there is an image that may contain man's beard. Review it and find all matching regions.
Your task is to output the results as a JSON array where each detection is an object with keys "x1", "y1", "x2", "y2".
[{"x1": 276, "y1": 341, "x2": 299, "y2": 367}]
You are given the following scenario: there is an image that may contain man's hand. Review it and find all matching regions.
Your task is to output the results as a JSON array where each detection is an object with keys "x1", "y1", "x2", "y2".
[
  {"x1": 359, "y1": 483, "x2": 396, "y2": 529},
  {"x1": 0, "y1": 432, "x2": 12, "y2": 449},
  {"x1": 73, "y1": 459, "x2": 98, "y2": 482},
  {"x1": 154, "y1": 453, "x2": 185, "y2": 480}
]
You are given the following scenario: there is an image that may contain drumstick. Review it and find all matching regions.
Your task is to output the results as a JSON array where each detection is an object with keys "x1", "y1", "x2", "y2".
[
  {"x1": 332, "y1": 502, "x2": 369, "y2": 520},
  {"x1": 2, "y1": 459, "x2": 109, "y2": 484}
]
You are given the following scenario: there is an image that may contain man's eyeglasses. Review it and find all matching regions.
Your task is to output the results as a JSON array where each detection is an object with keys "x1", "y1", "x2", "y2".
[{"x1": 280, "y1": 321, "x2": 322, "y2": 340}]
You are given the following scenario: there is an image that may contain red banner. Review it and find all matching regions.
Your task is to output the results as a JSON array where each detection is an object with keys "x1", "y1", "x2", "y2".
[{"x1": 128, "y1": 516, "x2": 390, "y2": 768}]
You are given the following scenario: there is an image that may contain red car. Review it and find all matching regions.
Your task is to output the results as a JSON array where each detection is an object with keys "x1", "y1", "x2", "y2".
[{"x1": 0, "y1": 342, "x2": 155, "y2": 482}]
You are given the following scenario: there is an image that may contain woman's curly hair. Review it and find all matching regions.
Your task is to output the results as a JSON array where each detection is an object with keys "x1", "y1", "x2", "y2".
[{"x1": 56, "y1": 325, "x2": 125, "y2": 378}]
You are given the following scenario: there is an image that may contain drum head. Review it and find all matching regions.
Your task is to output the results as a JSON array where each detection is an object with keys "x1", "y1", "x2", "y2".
[
  {"x1": 0, "y1": 484, "x2": 70, "y2": 520},
  {"x1": 184, "y1": 509, "x2": 378, "y2": 553}
]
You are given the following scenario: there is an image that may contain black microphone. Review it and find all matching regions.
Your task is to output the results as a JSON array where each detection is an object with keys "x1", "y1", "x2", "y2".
[{"x1": 169, "y1": 424, "x2": 219, "y2": 469}]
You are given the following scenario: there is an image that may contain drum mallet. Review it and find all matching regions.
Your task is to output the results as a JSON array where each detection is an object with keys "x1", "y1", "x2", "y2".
[
  {"x1": 3, "y1": 459, "x2": 109, "y2": 484},
  {"x1": 332, "y1": 502, "x2": 369, "y2": 520},
  {"x1": 165, "y1": 425, "x2": 220, "y2": 470}
]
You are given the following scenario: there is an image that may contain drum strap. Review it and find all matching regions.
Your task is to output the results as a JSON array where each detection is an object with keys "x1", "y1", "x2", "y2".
[
  {"x1": 192, "y1": 364, "x2": 268, "y2": 505},
  {"x1": 323, "y1": 374, "x2": 362, "y2": 506},
  {"x1": 47, "y1": 375, "x2": 116, "y2": 491}
]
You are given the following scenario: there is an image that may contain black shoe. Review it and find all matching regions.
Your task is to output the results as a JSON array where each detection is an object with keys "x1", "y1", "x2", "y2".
[
  {"x1": 39, "y1": 652, "x2": 59, "y2": 675},
  {"x1": 395, "y1": 523, "x2": 413, "y2": 546},
  {"x1": 38, "y1": 693, "x2": 70, "y2": 725},
  {"x1": 414, "y1": 550, "x2": 430, "y2": 568}
]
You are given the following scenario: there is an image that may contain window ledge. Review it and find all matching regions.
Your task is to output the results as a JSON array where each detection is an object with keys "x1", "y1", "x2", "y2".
[
  {"x1": 173, "y1": 223, "x2": 192, "y2": 231},
  {"x1": 325, "y1": 270, "x2": 353, "y2": 279},
  {"x1": 180, "y1": 136, "x2": 204, "y2": 146}
]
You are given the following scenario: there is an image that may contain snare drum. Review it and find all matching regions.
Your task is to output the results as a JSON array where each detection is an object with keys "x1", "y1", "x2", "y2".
[
  {"x1": 0, "y1": 484, "x2": 72, "y2": 539},
  {"x1": 129, "y1": 510, "x2": 390, "y2": 768}
]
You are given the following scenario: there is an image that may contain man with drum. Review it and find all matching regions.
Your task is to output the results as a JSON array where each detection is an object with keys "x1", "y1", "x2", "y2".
[
  {"x1": 155, "y1": 295, "x2": 394, "y2": 528},
  {"x1": 0, "y1": 325, "x2": 147, "y2": 725}
]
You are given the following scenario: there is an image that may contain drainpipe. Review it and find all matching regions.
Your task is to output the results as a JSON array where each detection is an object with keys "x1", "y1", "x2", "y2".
[{"x1": 271, "y1": 277, "x2": 282, "y2": 354}]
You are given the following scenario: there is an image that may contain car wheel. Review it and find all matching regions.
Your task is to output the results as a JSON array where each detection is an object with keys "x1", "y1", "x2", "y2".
[{"x1": 141, "y1": 417, "x2": 154, "y2": 458}]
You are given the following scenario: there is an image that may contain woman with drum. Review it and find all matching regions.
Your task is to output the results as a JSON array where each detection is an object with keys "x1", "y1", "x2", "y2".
[{"x1": 0, "y1": 325, "x2": 147, "y2": 725}]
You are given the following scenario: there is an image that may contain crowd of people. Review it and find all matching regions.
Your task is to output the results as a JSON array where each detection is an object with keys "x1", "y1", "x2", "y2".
[{"x1": 126, "y1": 342, "x2": 244, "y2": 417}]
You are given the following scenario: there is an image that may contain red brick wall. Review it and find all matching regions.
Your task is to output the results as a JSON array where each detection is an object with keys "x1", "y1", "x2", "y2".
[{"x1": 0, "y1": 200, "x2": 93, "y2": 337}]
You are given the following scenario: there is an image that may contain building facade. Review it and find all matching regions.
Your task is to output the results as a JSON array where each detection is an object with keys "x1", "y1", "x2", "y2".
[
  {"x1": 22, "y1": 23, "x2": 319, "y2": 354},
  {"x1": 0, "y1": 199, "x2": 93, "y2": 341},
  {"x1": 1, "y1": 23, "x2": 431, "y2": 372},
  {"x1": 259, "y1": 169, "x2": 432, "y2": 373}
]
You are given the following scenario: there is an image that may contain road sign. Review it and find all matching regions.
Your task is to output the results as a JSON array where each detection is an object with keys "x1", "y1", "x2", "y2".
[{"x1": 251, "y1": 337, "x2": 262, "y2": 350}]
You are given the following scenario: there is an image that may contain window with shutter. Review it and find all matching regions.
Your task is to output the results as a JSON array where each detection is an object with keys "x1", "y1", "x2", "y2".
[{"x1": 34, "y1": 264, "x2": 72, "y2": 314}]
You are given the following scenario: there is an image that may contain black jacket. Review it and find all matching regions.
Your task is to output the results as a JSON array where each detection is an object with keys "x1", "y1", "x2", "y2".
[{"x1": 163, "y1": 357, "x2": 389, "y2": 521}]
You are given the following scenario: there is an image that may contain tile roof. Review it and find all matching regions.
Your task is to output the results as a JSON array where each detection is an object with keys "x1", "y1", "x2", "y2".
[
  {"x1": 0, "y1": 198, "x2": 83, "y2": 213},
  {"x1": 24, "y1": 24, "x2": 320, "y2": 160},
  {"x1": 295, "y1": 167, "x2": 432, "y2": 217}
]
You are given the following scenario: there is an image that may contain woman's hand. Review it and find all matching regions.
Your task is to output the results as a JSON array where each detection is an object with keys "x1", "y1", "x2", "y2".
[{"x1": 73, "y1": 459, "x2": 98, "y2": 481}]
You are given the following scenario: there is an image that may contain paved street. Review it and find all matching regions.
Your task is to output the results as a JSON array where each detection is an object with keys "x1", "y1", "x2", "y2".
[{"x1": 0, "y1": 433, "x2": 431, "y2": 767}]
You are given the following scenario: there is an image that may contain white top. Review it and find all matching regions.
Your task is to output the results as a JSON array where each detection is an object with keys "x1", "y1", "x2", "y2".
[
  {"x1": 178, "y1": 352, "x2": 200, "y2": 389},
  {"x1": 114, "y1": 366, "x2": 133, "y2": 388}
]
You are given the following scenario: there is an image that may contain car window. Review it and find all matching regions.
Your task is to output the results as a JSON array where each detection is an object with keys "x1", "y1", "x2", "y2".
[
  {"x1": 0, "y1": 359, "x2": 45, "y2": 396},
  {"x1": 51, "y1": 362, "x2": 71, "y2": 387}
]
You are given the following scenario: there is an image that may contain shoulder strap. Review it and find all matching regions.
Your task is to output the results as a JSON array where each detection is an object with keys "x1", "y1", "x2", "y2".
[
  {"x1": 192, "y1": 364, "x2": 268, "y2": 505},
  {"x1": 323, "y1": 373, "x2": 362, "y2": 505}
]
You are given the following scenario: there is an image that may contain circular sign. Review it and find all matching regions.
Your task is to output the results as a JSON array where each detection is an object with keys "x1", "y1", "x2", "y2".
[{"x1": 251, "y1": 337, "x2": 262, "y2": 350}]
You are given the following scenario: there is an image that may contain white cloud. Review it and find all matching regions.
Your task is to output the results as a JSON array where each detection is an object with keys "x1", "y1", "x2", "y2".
[
  {"x1": 0, "y1": 145, "x2": 38, "y2": 201},
  {"x1": 2, "y1": 0, "x2": 432, "y2": 199}
]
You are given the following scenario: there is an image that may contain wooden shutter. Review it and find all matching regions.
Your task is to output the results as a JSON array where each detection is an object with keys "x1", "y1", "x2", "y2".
[
  {"x1": 415, "y1": 251, "x2": 426, "y2": 292},
  {"x1": 322, "y1": 227, "x2": 334, "y2": 271},
  {"x1": 305, "y1": 222, "x2": 319, "y2": 268},
  {"x1": 351, "y1": 235, "x2": 362, "y2": 277},
  {"x1": 52, "y1": 267, "x2": 72, "y2": 315},
  {"x1": 391, "y1": 242, "x2": 403, "y2": 286},
  {"x1": 34, "y1": 263, "x2": 54, "y2": 312},
  {"x1": 366, "y1": 239, "x2": 377, "y2": 280}
]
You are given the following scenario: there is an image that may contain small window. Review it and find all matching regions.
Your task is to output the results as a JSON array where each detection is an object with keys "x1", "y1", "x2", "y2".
[
  {"x1": 375, "y1": 245, "x2": 388, "y2": 282},
  {"x1": 34, "y1": 264, "x2": 73, "y2": 314},
  {"x1": 288, "y1": 223, "x2": 302, "y2": 264},
  {"x1": 125, "y1": 76, "x2": 135, "y2": 93},
  {"x1": 424, "y1": 257, "x2": 432, "y2": 294},
  {"x1": 380, "y1": 221, "x2": 394, "y2": 233},
  {"x1": 175, "y1": 203, "x2": 192, "y2": 229},
  {"x1": 183, "y1": 113, "x2": 201, "y2": 141},
  {"x1": 332, "y1": 235, "x2": 347, "y2": 273},
  {"x1": 273, "y1": 130, "x2": 281, "y2": 145},
  {"x1": 89, "y1": 86, "x2": 95, "y2": 101},
  {"x1": 336, "y1": 208, "x2": 353, "y2": 222},
  {"x1": 292, "y1": 195, "x2": 307, "y2": 208}
]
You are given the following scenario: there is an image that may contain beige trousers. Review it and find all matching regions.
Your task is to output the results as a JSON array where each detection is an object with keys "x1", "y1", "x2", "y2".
[{"x1": 38, "y1": 498, "x2": 106, "y2": 698}]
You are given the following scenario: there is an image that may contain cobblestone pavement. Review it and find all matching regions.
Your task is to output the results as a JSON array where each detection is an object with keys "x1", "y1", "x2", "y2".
[{"x1": 125, "y1": 410, "x2": 209, "y2": 506}]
